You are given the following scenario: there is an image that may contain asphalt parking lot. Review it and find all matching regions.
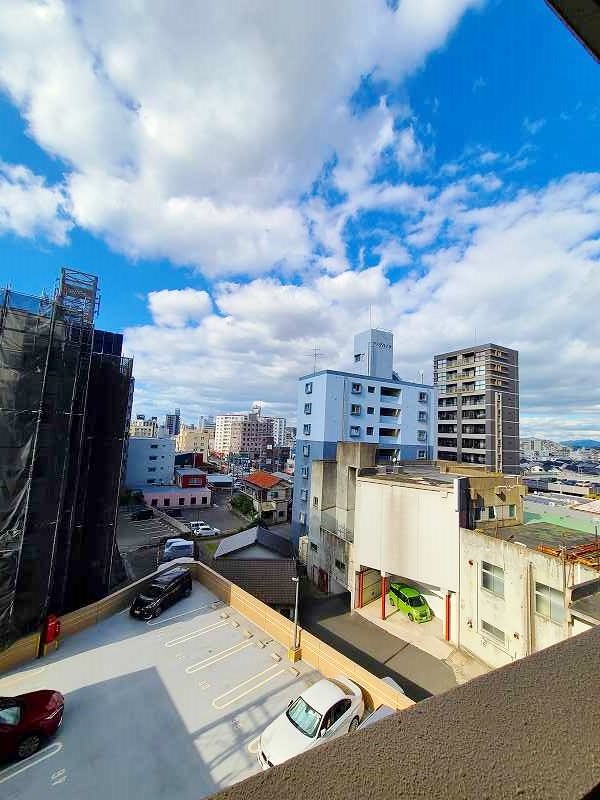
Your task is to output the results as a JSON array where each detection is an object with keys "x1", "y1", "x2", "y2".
[{"x1": 0, "y1": 583, "x2": 321, "y2": 799}]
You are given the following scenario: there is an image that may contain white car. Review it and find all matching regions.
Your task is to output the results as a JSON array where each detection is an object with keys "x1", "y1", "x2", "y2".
[
  {"x1": 188, "y1": 521, "x2": 220, "y2": 536},
  {"x1": 257, "y1": 676, "x2": 364, "y2": 769}
]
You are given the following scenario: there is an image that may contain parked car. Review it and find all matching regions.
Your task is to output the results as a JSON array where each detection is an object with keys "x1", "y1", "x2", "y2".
[
  {"x1": 388, "y1": 583, "x2": 432, "y2": 623},
  {"x1": 130, "y1": 508, "x2": 153, "y2": 522},
  {"x1": 257, "y1": 676, "x2": 364, "y2": 769},
  {"x1": 130, "y1": 566, "x2": 192, "y2": 620},
  {"x1": 189, "y1": 521, "x2": 220, "y2": 536},
  {"x1": 160, "y1": 538, "x2": 194, "y2": 563},
  {"x1": 0, "y1": 691, "x2": 64, "y2": 761}
]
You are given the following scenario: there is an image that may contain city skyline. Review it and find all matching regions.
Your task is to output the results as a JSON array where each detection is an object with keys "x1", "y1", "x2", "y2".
[{"x1": 0, "y1": 1, "x2": 598, "y2": 440}]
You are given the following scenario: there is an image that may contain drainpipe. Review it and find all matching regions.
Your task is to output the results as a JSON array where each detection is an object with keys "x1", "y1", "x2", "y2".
[
  {"x1": 381, "y1": 572, "x2": 387, "y2": 620},
  {"x1": 444, "y1": 591, "x2": 451, "y2": 642}
]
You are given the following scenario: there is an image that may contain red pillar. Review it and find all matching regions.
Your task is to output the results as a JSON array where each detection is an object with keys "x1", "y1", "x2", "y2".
[{"x1": 381, "y1": 575, "x2": 387, "y2": 620}]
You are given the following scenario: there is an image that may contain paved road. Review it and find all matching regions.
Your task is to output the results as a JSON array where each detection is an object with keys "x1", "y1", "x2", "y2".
[{"x1": 299, "y1": 589, "x2": 458, "y2": 702}]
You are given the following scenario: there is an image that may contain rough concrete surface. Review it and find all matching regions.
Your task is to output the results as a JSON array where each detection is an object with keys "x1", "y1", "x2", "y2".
[{"x1": 210, "y1": 625, "x2": 600, "y2": 800}]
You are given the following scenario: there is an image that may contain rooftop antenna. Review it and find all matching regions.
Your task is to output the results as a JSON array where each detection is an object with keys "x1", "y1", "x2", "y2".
[
  {"x1": 369, "y1": 304, "x2": 373, "y2": 330},
  {"x1": 419, "y1": 369, "x2": 424, "y2": 384},
  {"x1": 306, "y1": 346, "x2": 325, "y2": 375}
]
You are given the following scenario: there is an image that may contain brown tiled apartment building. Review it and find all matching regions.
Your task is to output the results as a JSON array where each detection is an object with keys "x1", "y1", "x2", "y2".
[{"x1": 434, "y1": 343, "x2": 519, "y2": 474}]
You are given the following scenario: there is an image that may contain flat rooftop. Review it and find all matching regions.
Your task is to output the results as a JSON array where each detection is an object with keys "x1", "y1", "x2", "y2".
[
  {"x1": 359, "y1": 464, "x2": 457, "y2": 490},
  {"x1": 0, "y1": 582, "x2": 321, "y2": 799},
  {"x1": 487, "y1": 521, "x2": 598, "y2": 551}
]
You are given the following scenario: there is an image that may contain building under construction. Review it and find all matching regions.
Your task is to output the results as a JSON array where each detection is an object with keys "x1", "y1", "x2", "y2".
[{"x1": 0, "y1": 268, "x2": 133, "y2": 649}]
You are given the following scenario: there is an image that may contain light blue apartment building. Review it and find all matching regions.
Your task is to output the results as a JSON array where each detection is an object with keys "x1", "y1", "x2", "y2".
[{"x1": 291, "y1": 329, "x2": 436, "y2": 544}]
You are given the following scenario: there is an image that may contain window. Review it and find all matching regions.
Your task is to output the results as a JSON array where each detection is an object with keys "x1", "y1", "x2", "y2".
[
  {"x1": 147, "y1": 479, "x2": 155, "y2": 484},
  {"x1": 508, "y1": 504, "x2": 516, "y2": 518},
  {"x1": 302, "y1": 444, "x2": 310, "y2": 457},
  {"x1": 150, "y1": 444, "x2": 158, "y2": 449},
  {"x1": 201, "y1": 497, "x2": 208, "y2": 504},
  {"x1": 150, "y1": 499, "x2": 158, "y2": 507},
  {"x1": 300, "y1": 489, "x2": 308, "y2": 501},
  {"x1": 0, "y1": 705, "x2": 20, "y2": 726},
  {"x1": 417, "y1": 430, "x2": 427, "y2": 442},
  {"x1": 148, "y1": 467, "x2": 156, "y2": 473},
  {"x1": 418, "y1": 449, "x2": 426, "y2": 459},
  {"x1": 350, "y1": 404, "x2": 361, "y2": 415},
  {"x1": 535, "y1": 582, "x2": 564, "y2": 623},
  {"x1": 418, "y1": 411, "x2": 428, "y2": 422},
  {"x1": 301, "y1": 466, "x2": 309, "y2": 478},
  {"x1": 419, "y1": 392, "x2": 428, "y2": 402},
  {"x1": 367, "y1": 386, "x2": 375, "y2": 393},
  {"x1": 303, "y1": 424, "x2": 311, "y2": 436},
  {"x1": 305, "y1": 382, "x2": 313, "y2": 394},
  {"x1": 149, "y1": 456, "x2": 157, "y2": 461},
  {"x1": 366, "y1": 427, "x2": 374, "y2": 436},
  {"x1": 488, "y1": 506, "x2": 496, "y2": 520},
  {"x1": 481, "y1": 619, "x2": 505, "y2": 643},
  {"x1": 164, "y1": 499, "x2": 170, "y2": 507},
  {"x1": 349, "y1": 425, "x2": 360, "y2": 436},
  {"x1": 299, "y1": 512, "x2": 306, "y2": 524},
  {"x1": 482, "y1": 561, "x2": 504, "y2": 597},
  {"x1": 354, "y1": 353, "x2": 362, "y2": 362},
  {"x1": 304, "y1": 403, "x2": 312, "y2": 415},
  {"x1": 313, "y1": 496, "x2": 319, "y2": 508},
  {"x1": 334, "y1": 559, "x2": 346, "y2": 571},
  {"x1": 190, "y1": 497, "x2": 197, "y2": 505},
  {"x1": 310, "y1": 542, "x2": 318, "y2": 552},
  {"x1": 178, "y1": 497, "x2": 185, "y2": 506},
  {"x1": 351, "y1": 382, "x2": 362, "y2": 394},
  {"x1": 367, "y1": 407, "x2": 374, "y2": 414}
]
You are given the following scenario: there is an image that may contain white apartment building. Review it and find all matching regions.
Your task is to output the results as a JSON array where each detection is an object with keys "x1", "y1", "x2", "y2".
[
  {"x1": 125, "y1": 436, "x2": 176, "y2": 487},
  {"x1": 271, "y1": 417, "x2": 287, "y2": 447},
  {"x1": 130, "y1": 414, "x2": 159, "y2": 438},
  {"x1": 520, "y1": 438, "x2": 569, "y2": 459},
  {"x1": 214, "y1": 409, "x2": 273, "y2": 456}
]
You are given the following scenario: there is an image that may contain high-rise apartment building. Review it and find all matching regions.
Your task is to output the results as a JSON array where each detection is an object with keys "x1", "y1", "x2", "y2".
[
  {"x1": 0, "y1": 269, "x2": 133, "y2": 648},
  {"x1": 292, "y1": 329, "x2": 436, "y2": 544},
  {"x1": 165, "y1": 408, "x2": 181, "y2": 436},
  {"x1": 175, "y1": 426, "x2": 215, "y2": 459},
  {"x1": 214, "y1": 409, "x2": 274, "y2": 458},
  {"x1": 434, "y1": 343, "x2": 519, "y2": 473},
  {"x1": 271, "y1": 417, "x2": 287, "y2": 447}
]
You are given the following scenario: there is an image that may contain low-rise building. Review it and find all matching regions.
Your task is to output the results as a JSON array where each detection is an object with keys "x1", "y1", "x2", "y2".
[
  {"x1": 174, "y1": 467, "x2": 208, "y2": 488},
  {"x1": 129, "y1": 414, "x2": 159, "y2": 438},
  {"x1": 141, "y1": 483, "x2": 211, "y2": 509},
  {"x1": 460, "y1": 521, "x2": 600, "y2": 668},
  {"x1": 241, "y1": 470, "x2": 291, "y2": 523},
  {"x1": 125, "y1": 436, "x2": 176, "y2": 487}
]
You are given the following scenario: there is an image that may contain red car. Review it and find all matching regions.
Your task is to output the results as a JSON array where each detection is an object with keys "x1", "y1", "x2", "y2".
[{"x1": 0, "y1": 691, "x2": 64, "y2": 761}]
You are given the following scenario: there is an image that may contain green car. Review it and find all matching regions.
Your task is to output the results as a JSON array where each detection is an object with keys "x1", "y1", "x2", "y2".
[{"x1": 388, "y1": 583, "x2": 432, "y2": 623}]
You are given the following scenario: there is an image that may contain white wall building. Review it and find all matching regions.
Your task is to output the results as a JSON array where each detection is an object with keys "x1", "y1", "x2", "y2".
[
  {"x1": 125, "y1": 436, "x2": 176, "y2": 488},
  {"x1": 460, "y1": 524, "x2": 599, "y2": 668},
  {"x1": 214, "y1": 409, "x2": 273, "y2": 456},
  {"x1": 130, "y1": 414, "x2": 159, "y2": 438},
  {"x1": 270, "y1": 417, "x2": 287, "y2": 447}
]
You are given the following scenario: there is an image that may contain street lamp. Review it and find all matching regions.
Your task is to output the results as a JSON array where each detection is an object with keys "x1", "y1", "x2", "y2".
[{"x1": 292, "y1": 576, "x2": 300, "y2": 650}]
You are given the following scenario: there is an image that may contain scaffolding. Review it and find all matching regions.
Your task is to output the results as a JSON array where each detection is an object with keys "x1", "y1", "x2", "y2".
[{"x1": 0, "y1": 269, "x2": 132, "y2": 649}]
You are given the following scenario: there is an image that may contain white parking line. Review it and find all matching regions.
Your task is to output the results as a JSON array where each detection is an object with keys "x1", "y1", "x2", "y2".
[
  {"x1": 164, "y1": 620, "x2": 228, "y2": 648},
  {"x1": 0, "y1": 742, "x2": 63, "y2": 784},
  {"x1": 0, "y1": 666, "x2": 46, "y2": 689},
  {"x1": 185, "y1": 640, "x2": 254, "y2": 673},
  {"x1": 212, "y1": 664, "x2": 287, "y2": 710},
  {"x1": 147, "y1": 602, "x2": 217, "y2": 626}
]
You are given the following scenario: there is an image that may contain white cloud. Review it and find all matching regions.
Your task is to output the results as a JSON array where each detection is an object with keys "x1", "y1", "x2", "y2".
[
  {"x1": 396, "y1": 126, "x2": 427, "y2": 172},
  {"x1": 0, "y1": 0, "x2": 480, "y2": 275},
  {"x1": 125, "y1": 172, "x2": 600, "y2": 439},
  {"x1": 148, "y1": 288, "x2": 212, "y2": 327},
  {"x1": 0, "y1": 161, "x2": 71, "y2": 243},
  {"x1": 523, "y1": 116, "x2": 547, "y2": 135}
]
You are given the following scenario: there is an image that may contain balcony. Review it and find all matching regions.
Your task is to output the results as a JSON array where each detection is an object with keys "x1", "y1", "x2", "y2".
[
  {"x1": 438, "y1": 438, "x2": 457, "y2": 449},
  {"x1": 320, "y1": 510, "x2": 354, "y2": 543}
]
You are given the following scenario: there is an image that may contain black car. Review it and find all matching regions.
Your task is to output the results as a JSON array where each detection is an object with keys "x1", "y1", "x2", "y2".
[
  {"x1": 131, "y1": 508, "x2": 154, "y2": 521},
  {"x1": 129, "y1": 567, "x2": 192, "y2": 620}
]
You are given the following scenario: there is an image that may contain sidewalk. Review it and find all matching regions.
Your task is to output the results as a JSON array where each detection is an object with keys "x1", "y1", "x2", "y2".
[{"x1": 355, "y1": 599, "x2": 489, "y2": 685}]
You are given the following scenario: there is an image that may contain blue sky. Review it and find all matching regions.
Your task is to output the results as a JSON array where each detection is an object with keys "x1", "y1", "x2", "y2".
[{"x1": 0, "y1": 0, "x2": 598, "y2": 438}]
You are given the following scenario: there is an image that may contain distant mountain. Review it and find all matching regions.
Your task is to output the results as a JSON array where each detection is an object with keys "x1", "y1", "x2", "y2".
[{"x1": 561, "y1": 440, "x2": 600, "y2": 449}]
